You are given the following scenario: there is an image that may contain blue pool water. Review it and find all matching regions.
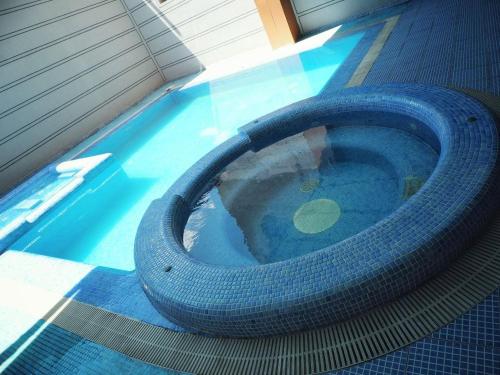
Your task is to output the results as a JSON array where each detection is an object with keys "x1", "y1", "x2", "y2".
[
  {"x1": 184, "y1": 120, "x2": 439, "y2": 266},
  {"x1": 9, "y1": 32, "x2": 364, "y2": 270}
]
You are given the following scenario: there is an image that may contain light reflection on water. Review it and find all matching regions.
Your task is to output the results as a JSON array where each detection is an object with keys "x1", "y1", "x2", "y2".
[{"x1": 184, "y1": 122, "x2": 439, "y2": 266}]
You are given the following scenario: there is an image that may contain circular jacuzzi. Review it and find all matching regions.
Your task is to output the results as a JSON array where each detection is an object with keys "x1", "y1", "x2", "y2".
[{"x1": 135, "y1": 84, "x2": 499, "y2": 337}]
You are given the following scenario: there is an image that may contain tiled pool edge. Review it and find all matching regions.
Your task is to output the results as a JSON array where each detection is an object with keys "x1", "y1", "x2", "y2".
[
  {"x1": 0, "y1": 18, "x2": 384, "y2": 261},
  {"x1": 0, "y1": 1, "x2": 499, "y2": 372},
  {"x1": 346, "y1": 15, "x2": 400, "y2": 87},
  {"x1": 0, "y1": 154, "x2": 112, "y2": 251},
  {"x1": 135, "y1": 84, "x2": 500, "y2": 337}
]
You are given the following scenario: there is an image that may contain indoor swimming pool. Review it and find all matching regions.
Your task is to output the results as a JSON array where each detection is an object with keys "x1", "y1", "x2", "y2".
[{"x1": 4, "y1": 31, "x2": 365, "y2": 270}]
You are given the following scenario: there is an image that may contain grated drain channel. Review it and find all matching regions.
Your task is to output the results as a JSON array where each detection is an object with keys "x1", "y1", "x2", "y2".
[{"x1": 44, "y1": 215, "x2": 500, "y2": 374}]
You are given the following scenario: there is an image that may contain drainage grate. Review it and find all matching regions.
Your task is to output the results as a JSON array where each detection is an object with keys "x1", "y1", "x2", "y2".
[{"x1": 44, "y1": 215, "x2": 500, "y2": 374}]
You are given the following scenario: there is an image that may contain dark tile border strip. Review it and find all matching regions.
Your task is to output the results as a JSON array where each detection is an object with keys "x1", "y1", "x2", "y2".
[
  {"x1": 346, "y1": 15, "x2": 399, "y2": 86},
  {"x1": 451, "y1": 87, "x2": 500, "y2": 117},
  {"x1": 46, "y1": 213, "x2": 500, "y2": 374},
  {"x1": 320, "y1": 12, "x2": 394, "y2": 94},
  {"x1": 135, "y1": 84, "x2": 499, "y2": 337}
]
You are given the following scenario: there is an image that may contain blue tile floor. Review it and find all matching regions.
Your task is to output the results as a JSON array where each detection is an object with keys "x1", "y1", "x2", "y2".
[
  {"x1": 362, "y1": 0, "x2": 500, "y2": 95},
  {"x1": 332, "y1": 289, "x2": 500, "y2": 374},
  {"x1": 1, "y1": 0, "x2": 500, "y2": 373},
  {"x1": 331, "y1": 0, "x2": 500, "y2": 371}
]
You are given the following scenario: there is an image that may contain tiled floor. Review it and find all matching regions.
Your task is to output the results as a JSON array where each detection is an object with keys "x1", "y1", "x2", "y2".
[
  {"x1": 362, "y1": 0, "x2": 500, "y2": 95},
  {"x1": 331, "y1": 1, "x2": 500, "y2": 371},
  {"x1": 0, "y1": 323, "x2": 180, "y2": 375},
  {"x1": 332, "y1": 289, "x2": 500, "y2": 374},
  {"x1": 1, "y1": 0, "x2": 500, "y2": 373}
]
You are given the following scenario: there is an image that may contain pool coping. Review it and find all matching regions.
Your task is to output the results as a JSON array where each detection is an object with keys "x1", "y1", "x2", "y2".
[{"x1": 0, "y1": 15, "x2": 394, "y2": 337}]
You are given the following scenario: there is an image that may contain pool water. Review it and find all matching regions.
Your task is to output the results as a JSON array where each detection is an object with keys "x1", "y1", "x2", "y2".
[
  {"x1": 9, "y1": 32, "x2": 365, "y2": 270},
  {"x1": 183, "y1": 122, "x2": 439, "y2": 266}
]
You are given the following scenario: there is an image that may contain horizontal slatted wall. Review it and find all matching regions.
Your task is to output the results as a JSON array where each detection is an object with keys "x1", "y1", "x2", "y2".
[
  {"x1": 291, "y1": 0, "x2": 405, "y2": 35},
  {"x1": 0, "y1": 0, "x2": 164, "y2": 194},
  {"x1": 124, "y1": 0, "x2": 270, "y2": 81}
]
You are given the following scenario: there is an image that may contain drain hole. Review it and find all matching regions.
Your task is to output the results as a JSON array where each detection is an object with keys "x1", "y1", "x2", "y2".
[{"x1": 467, "y1": 116, "x2": 477, "y2": 123}]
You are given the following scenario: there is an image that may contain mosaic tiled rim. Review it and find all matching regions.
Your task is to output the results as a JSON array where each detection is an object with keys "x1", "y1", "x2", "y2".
[{"x1": 135, "y1": 84, "x2": 499, "y2": 337}]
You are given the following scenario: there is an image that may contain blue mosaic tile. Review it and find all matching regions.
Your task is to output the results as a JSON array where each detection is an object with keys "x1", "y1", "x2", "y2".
[
  {"x1": 450, "y1": 67, "x2": 490, "y2": 92},
  {"x1": 491, "y1": 62, "x2": 500, "y2": 80},
  {"x1": 135, "y1": 84, "x2": 500, "y2": 337},
  {"x1": 407, "y1": 338, "x2": 500, "y2": 375},
  {"x1": 322, "y1": 24, "x2": 384, "y2": 94},
  {"x1": 127, "y1": 0, "x2": 500, "y2": 365},
  {"x1": 363, "y1": 0, "x2": 499, "y2": 96},
  {"x1": 65, "y1": 267, "x2": 189, "y2": 333},
  {"x1": 23, "y1": 0, "x2": 498, "y2": 371}
]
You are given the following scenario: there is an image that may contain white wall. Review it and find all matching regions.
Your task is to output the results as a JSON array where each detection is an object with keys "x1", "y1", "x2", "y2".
[
  {"x1": 125, "y1": 0, "x2": 270, "y2": 81},
  {"x1": 291, "y1": 0, "x2": 406, "y2": 34},
  {"x1": 0, "y1": 0, "x2": 164, "y2": 194},
  {"x1": 0, "y1": 0, "x2": 270, "y2": 195}
]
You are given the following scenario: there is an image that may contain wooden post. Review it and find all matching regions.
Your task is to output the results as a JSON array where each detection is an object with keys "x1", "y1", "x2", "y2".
[{"x1": 255, "y1": 0, "x2": 300, "y2": 49}]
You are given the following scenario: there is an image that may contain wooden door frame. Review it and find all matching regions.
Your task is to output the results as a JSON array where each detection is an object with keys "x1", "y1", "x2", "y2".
[{"x1": 255, "y1": 0, "x2": 300, "y2": 49}]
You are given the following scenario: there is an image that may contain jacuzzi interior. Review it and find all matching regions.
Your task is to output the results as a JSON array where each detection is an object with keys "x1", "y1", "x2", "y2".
[
  {"x1": 184, "y1": 112, "x2": 439, "y2": 266},
  {"x1": 135, "y1": 86, "x2": 499, "y2": 337},
  {"x1": 1, "y1": 0, "x2": 500, "y2": 373}
]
